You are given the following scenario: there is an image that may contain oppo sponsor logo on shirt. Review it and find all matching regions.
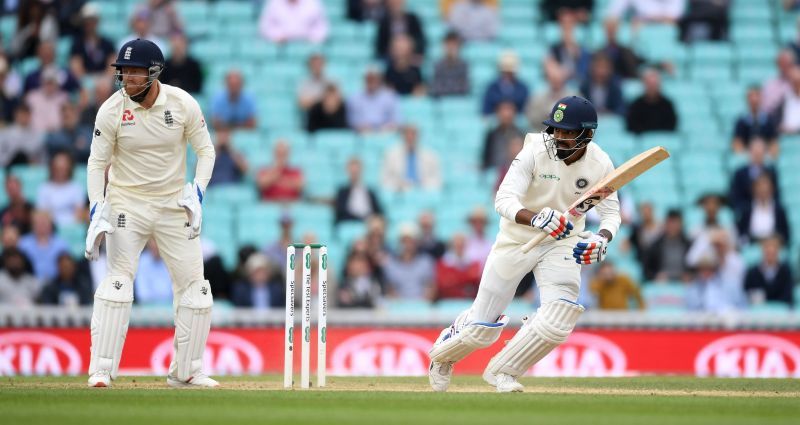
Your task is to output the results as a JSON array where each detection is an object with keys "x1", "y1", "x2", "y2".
[{"x1": 539, "y1": 173, "x2": 560, "y2": 181}]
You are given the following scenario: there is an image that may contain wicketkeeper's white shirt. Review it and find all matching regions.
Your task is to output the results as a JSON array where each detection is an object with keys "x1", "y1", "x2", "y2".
[
  {"x1": 494, "y1": 132, "x2": 621, "y2": 244},
  {"x1": 87, "y1": 82, "x2": 215, "y2": 206}
]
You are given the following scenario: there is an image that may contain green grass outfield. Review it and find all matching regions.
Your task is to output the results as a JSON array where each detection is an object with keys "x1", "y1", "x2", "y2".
[{"x1": 2, "y1": 376, "x2": 799, "y2": 425}]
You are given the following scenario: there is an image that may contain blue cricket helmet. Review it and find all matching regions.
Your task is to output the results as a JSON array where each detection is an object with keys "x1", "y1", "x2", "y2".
[
  {"x1": 112, "y1": 38, "x2": 165, "y2": 71},
  {"x1": 542, "y1": 95, "x2": 598, "y2": 131}
]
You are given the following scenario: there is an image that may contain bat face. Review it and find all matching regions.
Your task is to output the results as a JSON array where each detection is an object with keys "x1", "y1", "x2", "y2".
[{"x1": 566, "y1": 146, "x2": 670, "y2": 219}]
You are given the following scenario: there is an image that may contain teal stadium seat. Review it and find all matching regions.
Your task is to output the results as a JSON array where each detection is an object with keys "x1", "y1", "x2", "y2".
[
  {"x1": 690, "y1": 42, "x2": 734, "y2": 65},
  {"x1": 638, "y1": 132, "x2": 683, "y2": 153},
  {"x1": 779, "y1": 16, "x2": 798, "y2": 43},
  {"x1": 738, "y1": 64, "x2": 776, "y2": 85},
  {"x1": 621, "y1": 79, "x2": 643, "y2": 102},
  {"x1": 57, "y1": 223, "x2": 88, "y2": 258},
  {"x1": 313, "y1": 130, "x2": 359, "y2": 162},
  {"x1": 731, "y1": 24, "x2": 775, "y2": 44},
  {"x1": 335, "y1": 221, "x2": 368, "y2": 248},
  {"x1": 212, "y1": 0, "x2": 255, "y2": 22},
  {"x1": 437, "y1": 96, "x2": 478, "y2": 117},
  {"x1": 239, "y1": 42, "x2": 280, "y2": 62},
  {"x1": 731, "y1": 2, "x2": 773, "y2": 23},
  {"x1": 10, "y1": 165, "x2": 47, "y2": 202},
  {"x1": 462, "y1": 42, "x2": 503, "y2": 64},
  {"x1": 399, "y1": 97, "x2": 435, "y2": 123},
  {"x1": 190, "y1": 40, "x2": 235, "y2": 63},
  {"x1": 205, "y1": 184, "x2": 258, "y2": 205},
  {"x1": 177, "y1": 1, "x2": 209, "y2": 22},
  {"x1": 0, "y1": 172, "x2": 6, "y2": 206}
]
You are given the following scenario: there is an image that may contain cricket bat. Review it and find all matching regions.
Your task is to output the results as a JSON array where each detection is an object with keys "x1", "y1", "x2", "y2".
[{"x1": 520, "y1": 146, "x2": 671, "y2": 254}]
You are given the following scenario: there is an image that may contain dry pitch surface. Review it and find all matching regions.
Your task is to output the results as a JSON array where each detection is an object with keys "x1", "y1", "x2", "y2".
[{"x1": 2, "y1": 376, "x2": 799, "y2": 425}]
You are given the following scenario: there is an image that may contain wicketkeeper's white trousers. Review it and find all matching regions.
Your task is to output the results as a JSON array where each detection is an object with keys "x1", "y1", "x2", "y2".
[{"x1": 105, "y1": 184, "x2": 204, "y2": 301}]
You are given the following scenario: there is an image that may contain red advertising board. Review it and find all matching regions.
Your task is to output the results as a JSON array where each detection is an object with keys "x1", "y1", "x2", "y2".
[{"x1": 1, "y1": 327, "x2": 799, "y2": 378}]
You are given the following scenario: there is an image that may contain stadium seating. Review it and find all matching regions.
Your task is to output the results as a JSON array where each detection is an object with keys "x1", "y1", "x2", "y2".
[{"x1": 3, "y1": 0, "x2": 795, "y2": 314}]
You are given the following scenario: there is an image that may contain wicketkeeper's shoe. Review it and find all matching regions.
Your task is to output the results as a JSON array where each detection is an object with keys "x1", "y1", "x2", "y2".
[
  {"x1": 167, "y1": 373, "x2": 220, "y2": 388},
  {"x1": 87, "y1": 370, "x2": 112, "y2": 388},
  {"x1": 428, "y1": 361, "x2": 454, "y2": 392},
  {"x1": 494, "y1": 373, "x2": 524, "y2": 393}
]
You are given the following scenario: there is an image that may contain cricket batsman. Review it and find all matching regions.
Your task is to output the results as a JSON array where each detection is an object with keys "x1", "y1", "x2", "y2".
[
  {"x1": 84, "y1": 39, "x2": 217, "y2": 388},
  {"x1": 429, "y1": 96, "x2": 620, "y2": 392}
]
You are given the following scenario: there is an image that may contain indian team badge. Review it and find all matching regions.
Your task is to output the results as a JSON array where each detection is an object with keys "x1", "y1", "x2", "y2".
[
  {"x1": 554, "y1": 103, "x2": 567, "y2": 122},
  {"x1": 575, "y1": 178, "x2": 588, "y2": 189}
]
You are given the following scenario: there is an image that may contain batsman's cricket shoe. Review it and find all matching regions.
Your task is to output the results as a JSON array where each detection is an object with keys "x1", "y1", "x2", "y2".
[
  {"x1": 429, "y1": 361, "x2": 454, "y2": 392},
  {"x1": 494, "y1": 373, "x2": 524, "y2": 393},
  {"x1": 87, "y1": 370, "x2": 112, "y2": 388},
  {"x1": 167, "y1": 373, "x2": 220, "y2": 388}
]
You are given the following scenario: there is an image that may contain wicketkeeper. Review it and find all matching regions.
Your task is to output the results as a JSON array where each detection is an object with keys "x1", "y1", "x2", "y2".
[{"x1": 85, "y1": 38, "x2": 217, "y2": 388}]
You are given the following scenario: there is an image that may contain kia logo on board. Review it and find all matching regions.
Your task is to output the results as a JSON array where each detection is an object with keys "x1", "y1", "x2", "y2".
[
  {"x1": 150, "y1": 331, "x2": 264, "y2": 375},
  {"x1": 531, "y1": 332, "x2": 627, "y2": 377},
  {"x1": 331, "y1": 331, "x2": 432, "y2": 376},
  {"x1": 0, "y1": 331, "x2": 82, "y2": 376},
  {"x1": 695, "y1": 334, "x2": 800, "y2": 378}
]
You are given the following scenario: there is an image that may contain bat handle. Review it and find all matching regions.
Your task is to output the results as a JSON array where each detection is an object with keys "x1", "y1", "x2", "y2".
[{"x1": 520, "y1": 232, "x2": 548, "y2": 254}]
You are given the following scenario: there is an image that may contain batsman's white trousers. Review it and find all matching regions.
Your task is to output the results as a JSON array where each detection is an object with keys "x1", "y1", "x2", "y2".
[
  {"x1": 105, "y1": 185, "x2": 204, "y2": 300},
  {"x1": 470, "y1": 233, "x2": 580, "y2": 323}
]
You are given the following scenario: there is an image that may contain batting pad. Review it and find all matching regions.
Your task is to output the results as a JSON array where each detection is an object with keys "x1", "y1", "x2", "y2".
[
  {"x1": 429, "y1": 315, "x2": 510, "y2": 363},
  {"x1": 484, "y1": 299, "x2": 584, "y2": 380},
  {"x1": 174, "y1": 279, "x2": 213, "y2": 381},
  {"x1": 89, "y1": 275, "x2": 133, "y2": 379}
]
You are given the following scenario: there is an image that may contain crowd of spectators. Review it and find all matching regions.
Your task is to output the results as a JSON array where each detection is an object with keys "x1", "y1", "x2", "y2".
[{"x1": 0, "y1": 0, "x2": 797, "y2": 314}]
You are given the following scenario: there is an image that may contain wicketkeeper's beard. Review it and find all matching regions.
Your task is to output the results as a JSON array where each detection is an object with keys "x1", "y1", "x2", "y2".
[{"x1": 124, "y1": 81, "x2": 153, "y2": 103}]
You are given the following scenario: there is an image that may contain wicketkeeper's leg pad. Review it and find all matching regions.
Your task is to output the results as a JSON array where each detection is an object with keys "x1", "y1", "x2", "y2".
[
  {"x1": 484, "y1": 299, "x2": 584, "y2": 380},
  {"x1": 172, "y1": 279, "x2": 213, "y2": 381},
  {"x1": 429, "y1": 313, "x2": 510, "y2": 363},
  {"x1": 89, "y1": 275, "x2": 134, "y2": 379}
]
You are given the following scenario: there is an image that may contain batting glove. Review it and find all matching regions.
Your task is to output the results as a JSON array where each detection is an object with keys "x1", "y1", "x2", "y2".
[
  {"x1": 177, "y1": 181, "x2": 204, "y2": 240},
  {"x1": 572, "y1": 231, "x2": 608, "y2": 264},
  {"x1": 531, "y1": 207, "x2": 574, "y2": 240},
  {"x1": 85, "y1": 201, "x2": 114, "y2": 261}
]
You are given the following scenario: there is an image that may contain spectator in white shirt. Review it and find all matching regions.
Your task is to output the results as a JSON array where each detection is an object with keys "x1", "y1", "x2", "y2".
[
  {"x1": 297, "y1": 53, "x2": 330, "y2": 110},
  {"x1": 334, "y1": 157, "x2": 383, "y2": 224},
  {"x1": 381, "y1": 125, "x2": 442, "y2": 191},
  {"x1": 761, "y1": 50, "x2": 796, "y2": 116},
  {"x1": 447, "y1": 0, "x2": 499, "y2": 42},
  {"x1": 735, "y1": 174, "x2": 790, "y2": 246},
  {"x1": 25, "y1": 66, "x2": 69, "y2": 133},
  {"x1": 606, "y1": 0, "x2": 685, "y2": 24},
  {"x1": 777, "y1": 66, "x2": 800, "y2": 134},
  {"x1": 36, "y1": 151, "x2": 85, "y2": 227},
  {"x1": 464, "y1": 206, "x2": 492, "y2": 270},
  {"x1": 259, "y1": 0, "x2": 329, "y2": 44},
  {"x1": 685, "y1": 229, "x2": 746, "y2": 312}
]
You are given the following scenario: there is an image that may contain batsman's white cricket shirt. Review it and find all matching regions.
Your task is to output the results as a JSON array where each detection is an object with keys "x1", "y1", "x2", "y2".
[
  {"x1": 495, "y1": 132, "x2": 621, "y2": 244},
  {"x1": 87, "y1": 82, "x2": 215, "y2": 206}
]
